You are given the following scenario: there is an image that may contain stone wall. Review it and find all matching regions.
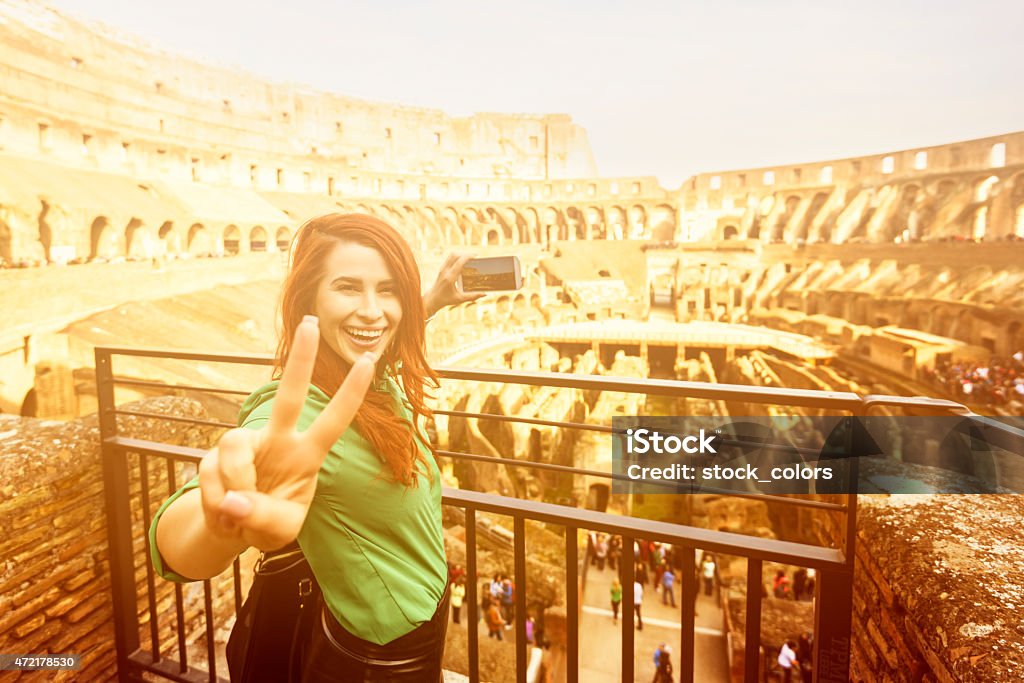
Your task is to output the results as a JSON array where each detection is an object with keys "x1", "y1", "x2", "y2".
[
  {"x1": 850, "y1": 495, "x2": 1024, "y2": 682},
  {"x1": 0, "y1": 396, "x2": 231, "y2": 681}
]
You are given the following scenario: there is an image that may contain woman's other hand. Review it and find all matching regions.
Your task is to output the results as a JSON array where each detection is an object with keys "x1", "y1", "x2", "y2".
[
  {"x1": 423, "y1": 252, "x2": 485, "y2": 318},
  {"x1": 199, "y1": 315, "x2": 375, "y2": 551}
]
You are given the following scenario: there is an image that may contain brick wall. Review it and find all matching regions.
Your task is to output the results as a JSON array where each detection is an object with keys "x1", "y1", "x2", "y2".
[{"x1": 0, "y1": 396, "x2": 235, "y2": 681}]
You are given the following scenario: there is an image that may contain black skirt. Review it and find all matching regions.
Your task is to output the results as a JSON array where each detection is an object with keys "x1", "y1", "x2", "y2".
[{"x1": 302, "y1": 582, "x2": 451, "y2": 682}]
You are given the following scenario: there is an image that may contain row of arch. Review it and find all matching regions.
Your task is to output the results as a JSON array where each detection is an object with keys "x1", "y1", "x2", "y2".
[
  {"x1": 87, "y1": 218, "x2": 293, "y2": 260},
  {"x1": 714, "y1": 170, "x2": 1024, "y2": 243}
]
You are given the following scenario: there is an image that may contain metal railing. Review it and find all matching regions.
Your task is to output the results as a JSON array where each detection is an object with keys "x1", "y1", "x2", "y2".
[{"x1": 95, "y1": 345, "x2": 982, "y2": 683}]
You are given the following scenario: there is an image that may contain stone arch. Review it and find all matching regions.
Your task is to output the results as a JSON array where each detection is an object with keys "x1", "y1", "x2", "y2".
[
  {"x1": 223, "y1": 225, "x2": 241, "y2": 255},
  {"x1": 722, "y1": 224, "x2": 740, "y2": 240},
  {"x1": 628, "y1": 204, "x2": 647, "y2": 239},
  {"x1": 486, "y1": 228, "x2": 501, "y2": 246},
  {"x1": 565, "y1": 206, "x2": 585, "y2": 240},
  {"x1": 89, "y1": 216, "x2": 118, "y2": 260},
  {"x1": 125, "y1": 219, "x2": 154, "y2": 258},
  {"x1": 0, "y1": 217, "x2": 10, "y2": 262},
  {"x1": 542, "y1": 206, "x2": 563, "y2": 243},
  {"x1": 608, "y1": 206, "x2": 627, "y2": 240},
  {"x1": 772, "y1": 195, "x2": 801, "y2": 241},
  {"x1": 585, "y1": 206, "x2": 605, "y2": 239},
  {"x1": 250, "y1": 226, "x2": 268, "y2": 252},
  {"x1": 801, "y1": 192, "x2": 830, "y2": 241},
  {"x1": 188, "y1": 223, "x2": 212, "y2": 254},
  {"x1": 651, "y1": 204, "x2": 676, "y2": 241},
  {"x1": 156, "y1": 221, "x2": 182, "y2": 255},
  {"x1": 522, "y1": 208, "x2": 540, "y2": 243},
  {"x1": 276, "y1": 226, "x2": 292, "y2": 251}
]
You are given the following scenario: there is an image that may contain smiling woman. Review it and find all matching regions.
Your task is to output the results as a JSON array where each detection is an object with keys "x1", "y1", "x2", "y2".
[{"x1": 150, "y1": 213, "x2": 483, "y2": 681}]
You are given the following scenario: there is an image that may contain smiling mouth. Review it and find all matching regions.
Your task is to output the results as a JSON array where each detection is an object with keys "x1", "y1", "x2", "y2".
[{"x1": 345, "y1": 327, "x2": 387, "y2": 347}]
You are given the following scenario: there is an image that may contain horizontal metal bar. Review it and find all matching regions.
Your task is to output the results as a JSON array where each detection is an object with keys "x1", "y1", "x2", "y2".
[
  {"x1": 436, "y1": 366, "x2": 867, "y2": 409},
  {"x1": 106, "y1": 436, "x2": 205, "y2": 463},
  {"x1": 95, "y1": 346, "x2": 275, "y2": 365},
  {"x1": 433, "y1": 409, "x2": 615, "y2": 434},
  {"x1": 440, "y1": 487, "x2": 846, "y2": 568},
  {"x1": 113, "y1": 409, "x2": 235, "y2": 430},
  {"x1": 113, "y1": 377, "x2": 253, "y2": 396},
  {"x1": 94, "y1": 346, "x2": 973, "y2": 413},
  {"x1": 436, "y1": 449, "x2": 847, "y2": 512}
]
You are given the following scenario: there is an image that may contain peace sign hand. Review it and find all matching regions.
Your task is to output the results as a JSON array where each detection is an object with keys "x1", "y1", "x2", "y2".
[{"x1": 197, "y1": 315, "x2": 375, "y2": 551}]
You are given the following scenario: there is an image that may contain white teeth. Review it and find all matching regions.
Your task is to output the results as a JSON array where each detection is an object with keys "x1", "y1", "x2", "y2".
[{"x1": 345, "y1": 327, "x2": 384, "y2": 340}]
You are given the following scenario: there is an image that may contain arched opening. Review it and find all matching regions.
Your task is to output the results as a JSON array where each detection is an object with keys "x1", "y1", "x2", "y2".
[
  {"x1": 250, "y1": 225, "x2": 267, "y2": 252},
  {"x1": 20, "y1": 388, "x2": 37, "y2": 417},
  {"x1": 276, "y1": 226, "x2": 291, "y2": 251},
  {"x1": 1007, "y1": 320, "x2": 1022, "y2": 354},
  {"x1": 628, "y1": 205, "x2": 647, "y2": 239},
  {"x1": 0, "y1": 218, "x2": 11, "y2": 263},
  {"x1": 223, "y1": 225, "x2": 241, "y2": 255},
  {"x1": 37, "y1": 200, "x2": 54, "y2": 263},
  {"x1": 486, "y1": 228, "x2": 500, "y2": 245},
  {"x1": 608, "y1": 206, "x2": 626, "y2": 240},
  {"x1": 89, "y1": 216, "x2": 117, "y2": 260},
  {"x1": 188, "y1": 223, "x2": 211, "y2": 255},
  {"x1": 585, "y1": 206, "x2": 605, "y2": 240},
  {"x1": 651, "y1": 204, "x2": 676, "y2": 241},
  {"x1": 723, "y1": 225, "x2": 739, "y2": 240},
  {"x1": 566, "y1": 206, "x2": 585, "y2": 239}
]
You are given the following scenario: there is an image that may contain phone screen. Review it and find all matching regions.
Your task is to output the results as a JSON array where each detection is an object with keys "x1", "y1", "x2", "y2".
[{"x1": 460, "y1": 256, "x2": 522, "y2": 291}]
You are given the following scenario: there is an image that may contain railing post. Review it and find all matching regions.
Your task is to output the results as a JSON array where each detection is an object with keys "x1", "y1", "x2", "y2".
[
  {"x1": 813, "y1": 567, "x2": 853, "y2": 682},
  {"x1": 565, "y1": 526, "x2": 578, "y2": 683},
  {"x1": 514, "y1": 516, "x2": 527, "y2": 683},
  {"x1": 95, "y1": 348, "x2": 140, "y2": 680},
  {"x1": 679, "y1": 547, "x2": 696, "y2": 683},
  {"x1": 744, "y1": 558, "x2": 762, "y2": 683},
  {"x1": 466, "y1": 507, "x2": 479, "y2": 683},
  {"x1": 621, "y1": 534, "x2": 635, "y2": 683}
]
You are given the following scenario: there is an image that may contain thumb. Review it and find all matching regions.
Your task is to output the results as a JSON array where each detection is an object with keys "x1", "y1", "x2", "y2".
[{"x1": 219, "y1": 489, "x2": 309, "y2": 550}]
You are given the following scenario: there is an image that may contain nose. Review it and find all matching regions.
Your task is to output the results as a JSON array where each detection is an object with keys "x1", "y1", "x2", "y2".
[{"x1": 357, "y1": 291, "x2": 383, "y2": 320}]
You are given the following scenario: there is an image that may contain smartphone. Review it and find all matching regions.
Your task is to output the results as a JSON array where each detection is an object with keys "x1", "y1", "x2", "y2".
[{"x1": 458, "y1": 255, "x2": 523, "y2": 291}]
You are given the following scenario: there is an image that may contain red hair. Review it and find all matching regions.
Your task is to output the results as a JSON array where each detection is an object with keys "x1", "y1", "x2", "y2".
[{"x1": 275, "y1": 213, "x2": 439, "y2": 486}]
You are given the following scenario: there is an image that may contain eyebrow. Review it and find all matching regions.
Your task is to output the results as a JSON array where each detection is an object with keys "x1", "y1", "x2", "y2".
[{"x1": 328, "y1": 276, "x2": 397, "y2": 287}]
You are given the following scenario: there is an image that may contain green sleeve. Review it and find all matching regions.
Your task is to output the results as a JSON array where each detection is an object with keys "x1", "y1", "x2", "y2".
[
  {"x1": 148, "y1": 476, "x2": 201, "y2": 582},
  {"x1": 148, "y1": 417, "x2": 269, "y2": 582}
]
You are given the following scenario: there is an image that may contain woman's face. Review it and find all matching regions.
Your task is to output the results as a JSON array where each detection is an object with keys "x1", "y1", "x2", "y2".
[{"x1": 313, "y1": 240, "x2": 403, "y2": 365}]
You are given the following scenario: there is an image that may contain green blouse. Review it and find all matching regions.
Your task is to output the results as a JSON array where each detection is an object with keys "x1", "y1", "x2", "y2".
[{"x1": 148, "y1": 376, "x2": 448, "y2": 645}]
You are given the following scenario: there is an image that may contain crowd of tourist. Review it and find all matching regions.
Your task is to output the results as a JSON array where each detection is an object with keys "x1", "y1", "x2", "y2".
[{"x1": 926, "y1": 351, "x2": 1024, "y2": 406}]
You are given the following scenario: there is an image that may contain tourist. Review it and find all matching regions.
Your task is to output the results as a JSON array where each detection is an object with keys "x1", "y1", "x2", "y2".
[
  {"x1": 595, "y1": 533, "x2": 609, "y2": 570},
  {"x1": 661, "y1": 564, "x2": 676, "y2": 607},
  {"x1": 798, "y1": 632, "x2": 813, "y2": 683},
  {"x1": 501, "y1": 577, "x2": 515, "y2": 628},
  {"x1": 653, "y1": 646, "x2": 674, "y2": 682},
  {"x1": 486, "y1": 596, "x2": 506, "y2": 640},
  {"x1": 773, "y1": 570, "x2": 792, "y2": 599},
  {"x1": 701, "y1": 554, "x2": 716, "y2": 596},
  {"x1": 778, "y1": 640, "x2": 799, "y2": 683},
  {"x1": 525, "y1": 615, "x2": 536, "y2": 644},
  {"x1": 149, "y1": 213, "x2": 481, "y2": 681},
  {"x1": 610, "y1": 578, "x2": 622, "y2": 623},
  {"x1": 634, "y1": 579, "x2": 644, "y2": 630},
  {"x1": 793, "y1": 567, "x2": 807, "y2": 601},
  {"x1": 451, "y1": 577, "x2": 465, "y2": 625}
]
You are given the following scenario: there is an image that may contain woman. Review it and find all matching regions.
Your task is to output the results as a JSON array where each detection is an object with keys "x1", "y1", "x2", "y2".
[
  {"x1": 150, "y1": 213, "x2": 480, "y2": 681},
  {"x1": 653, "y1": 647, "x2": 674, "y2": 683},
  {"x1": 610, "y1": 578, "x2": 622, "y2": 623}
]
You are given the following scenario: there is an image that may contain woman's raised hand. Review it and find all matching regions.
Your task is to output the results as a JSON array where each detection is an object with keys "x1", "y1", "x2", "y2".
[{"x1": 198, "y1": 315, "x2": 375, "y2": 551}]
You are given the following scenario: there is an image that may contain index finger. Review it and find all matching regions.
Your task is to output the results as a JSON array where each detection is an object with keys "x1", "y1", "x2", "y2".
[{"x1": 269, "y1": 315, "x2": 319, "y2": 435}]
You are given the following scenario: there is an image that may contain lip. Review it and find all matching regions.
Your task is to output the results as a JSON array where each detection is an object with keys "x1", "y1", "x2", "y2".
[{"x1": 343, "y1": 326, "x2": 389, "y2": 348}]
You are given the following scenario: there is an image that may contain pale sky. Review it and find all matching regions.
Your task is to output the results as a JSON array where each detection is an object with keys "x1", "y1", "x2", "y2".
[{"x1": 46, "y1": 0, "x2": 1024, "y2": 188}]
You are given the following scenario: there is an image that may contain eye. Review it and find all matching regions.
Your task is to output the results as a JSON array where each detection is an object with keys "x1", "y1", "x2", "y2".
[
  {"x1": 334, "y1": 282, "x2": 359, "y2": 293},
  {"x1": 379, "y1": 284, "x2": 396, "y2": 295}
]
